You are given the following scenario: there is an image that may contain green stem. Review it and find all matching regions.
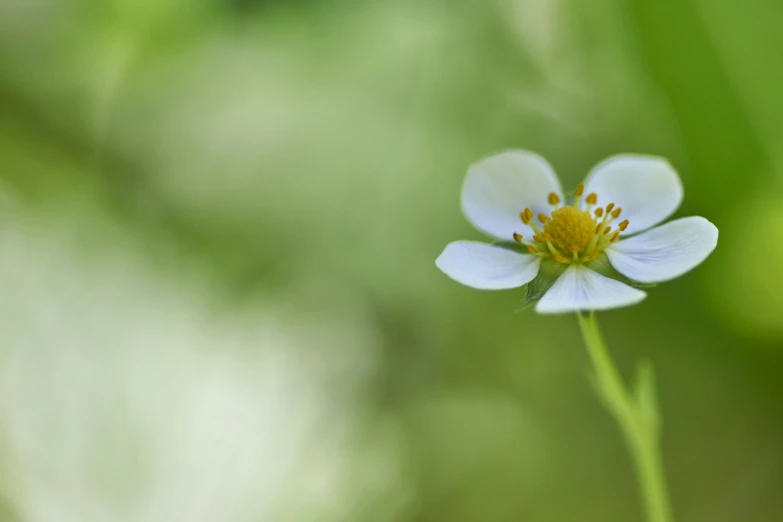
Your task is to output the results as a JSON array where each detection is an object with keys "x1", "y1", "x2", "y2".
[{"x1": 577, "y1": 312, "x2": 673, "y2": 522}]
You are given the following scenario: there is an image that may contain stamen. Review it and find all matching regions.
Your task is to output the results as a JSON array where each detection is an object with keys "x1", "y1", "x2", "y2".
[
  {"x1": 533, "y1": 234, "x2": 543, "y2": 243},
  {"x1": 548, "y1": 192, "x2": 561, "y2": 206},
  {"x1": 513, "y1": 233, "x2": 523, "y2": 243},
  {"x1": 537, "y1": 213, "x2": 549, "y2": 224},
  {"x1": 611, "y1": 207, "x2": 622, "y2": 219},
  {"x1": 595, "y1": 223, "x2": 602, "y2": 234},
  {"x1": 570, "y1": 246, "x2": 581, "y2": 253},
  {"x1": 587, "y1": 251, "x2": 599, "y2": 260},
  {"x1": 599, "y1": 210, "x2": 610, "y2": 227},
  {"x1": 586, "y1": 233, "x2": 600, "y2": 255},
  {"x1": 544, "y1": 235, "x2": 563, "y2": 257},
  {"x1": 519, "y1": 211, "x2": 528, "y2": 224},
  {"x1": 554, "y1": 255, "x2": 567, "y2": 263},
  {"x1": 525, "y1": 208, "x2": 534, "y2": 222},
  {"x1": 594, "y1": 208, "x2": 604, "y2": 218},
  {"x1": 585, "y1": 193, "x2": 598, "y2": 205},
  {"x1": 610, "y1": 231, "x2": 620, "y2": 242},
  {"x1": 618, "y1": 220, "x2": 629, "y2": 231},
  {"x1": 527, "y1": 245, "x2": 539, "y2": 254},
  {"x1": 574, "y1": 184, "x2": 586, "y2": 207},
  {"x1": 529, "y1": 221, "x2": 544, "y2": 236},
  {"x1": 605, "y1": 202, "x2": 615, "y2": 213},
  {"x1": 603, "y1": 226, "x2": 612, "y2": 235}
]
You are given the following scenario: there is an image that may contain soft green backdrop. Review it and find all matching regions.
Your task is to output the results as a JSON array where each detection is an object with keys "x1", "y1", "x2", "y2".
[{"x1": 0, "y1": 0, "x2": 781, "y2": 521}]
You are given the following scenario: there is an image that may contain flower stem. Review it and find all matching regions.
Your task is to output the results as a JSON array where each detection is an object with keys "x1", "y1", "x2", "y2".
[{"x1": 577, "y1": 311, "x2": 673, "y2": 522}]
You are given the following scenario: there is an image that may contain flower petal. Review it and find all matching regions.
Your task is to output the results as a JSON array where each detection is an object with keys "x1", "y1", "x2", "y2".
[
  {"x1": 462, "y1": 150, "x2": 563, "y2": 241},
  {"x1": 535, "y1": 264, "x2": 646, "y2": 314},
  {"x1": 606, "y1": 216, "x2": 718, "y2": 283},
  {"x1": 583, "y1": 155, "x2": 683, "y2": 235},
  {"x1": 435, "y1": 241, "x2": 541, "y2": 290}
]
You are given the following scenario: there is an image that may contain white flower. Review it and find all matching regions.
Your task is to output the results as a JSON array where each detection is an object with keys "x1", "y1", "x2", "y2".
[{"x1": 436, "y1": 150, "x2": 719, "y2": 313}]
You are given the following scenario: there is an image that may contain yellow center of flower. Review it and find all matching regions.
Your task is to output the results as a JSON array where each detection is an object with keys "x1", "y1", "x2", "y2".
[
  {"x1": 512, "y1": 184, "x2": 630, "y2": 264},
  {"x1": 544, "y1": 207, "x2": 595, "y2": 255}
]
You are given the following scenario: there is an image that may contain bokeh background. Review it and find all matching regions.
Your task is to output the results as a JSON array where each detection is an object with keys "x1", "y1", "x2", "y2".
[{"x1": 0, "y1": 0, "x2": 781, "y2": 521}]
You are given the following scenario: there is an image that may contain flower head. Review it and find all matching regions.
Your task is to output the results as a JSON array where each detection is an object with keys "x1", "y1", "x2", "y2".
[{"x1": 436, "y1": 150, "x2": 718, "y2": 313}]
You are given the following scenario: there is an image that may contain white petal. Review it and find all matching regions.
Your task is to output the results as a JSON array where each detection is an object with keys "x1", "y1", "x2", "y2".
[
  {"x1": 606, "y1": 216, "x2": 718, "y2": 283},
  {"x1": 583, "y1": 155, "x2": 683, "y2": 235},
  {"x1": 461, "y1": 150, "x2": 563, "y2": 241},
  {"x1": 535, "y1": 264, "x2": 646, "y2": 314},
  {"x1": 435, "y1": 241, "x2": 541, "y2": 290}
]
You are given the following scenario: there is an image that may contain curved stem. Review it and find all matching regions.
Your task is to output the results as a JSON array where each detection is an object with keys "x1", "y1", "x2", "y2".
[{"x1": 577, "y1": 312, "x2": 673, "y2": 522}]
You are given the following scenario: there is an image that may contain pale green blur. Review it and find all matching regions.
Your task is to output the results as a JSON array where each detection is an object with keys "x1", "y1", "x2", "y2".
[{"x1": 0, "y1": 0, "x2": 781, "y2": 521}]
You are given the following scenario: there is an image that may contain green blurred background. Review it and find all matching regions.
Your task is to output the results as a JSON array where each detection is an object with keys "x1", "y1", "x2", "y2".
[{"x1": 0, "y1": 0, "x2": 781, "y2": 521}]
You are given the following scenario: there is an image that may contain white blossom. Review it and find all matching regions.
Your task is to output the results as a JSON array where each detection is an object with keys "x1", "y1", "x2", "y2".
[{"x1": 437, "y1": 150, "x2": 718, "y2": 313}]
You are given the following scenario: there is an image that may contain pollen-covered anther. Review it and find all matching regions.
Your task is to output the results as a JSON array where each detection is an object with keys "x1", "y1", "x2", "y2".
[
  {"x1": 605, "y1": 202, "x2": 615, "y2": 213},
  {"x1": 548, "y1": 192, "x2": 561, "y2": 206},
  {"x1": 611, "y1": 207, "x2": 622, "y2": 219},
  {"x1": 585, "y1": 193, "x2": 598, "y2": 205},
  {"x1": 587, "y1": 251, "x2": 599, "y2": 260},
  {"x1": 595, "y1": 223, "x2": 602, "y2": 234},
  {"x1": 610, "y1": 231, "x2": 620, "y2": 242},
  {"x1": 554, "y1": 255, "x2": 567, "y2": 263},
  {"x1": 527, "y1": 245, "x2": 539, "y2": 254},
  {"x1": 603, "y1": 226, "x2": 612, "y2": 235},
  {"x1": 594, "y1": 208, "x2": 604, "y2": 218},
  {"x1": 618, "y1": 219, "x2": 629, "y2": 231},
  {"x1": 525, "y1": 208, "x2": 534, "y2": 222},
  {"x1": 575, "y1": 184, "x2": 585, "y2": 196},
  {"x1": 513, "y1": 233, "x2": 523, "y2": 243},
  {"x1": 533, "y1": 234, "x2": 543, "y2": 243},
  {"x1": 538, "y1": 213, "x2": 549, "y2": 224}
]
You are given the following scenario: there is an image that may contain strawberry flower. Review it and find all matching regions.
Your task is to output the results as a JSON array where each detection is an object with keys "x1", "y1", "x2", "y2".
[{"x1": 436, "y1": 150, "x2": 718, "y2": 313}]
